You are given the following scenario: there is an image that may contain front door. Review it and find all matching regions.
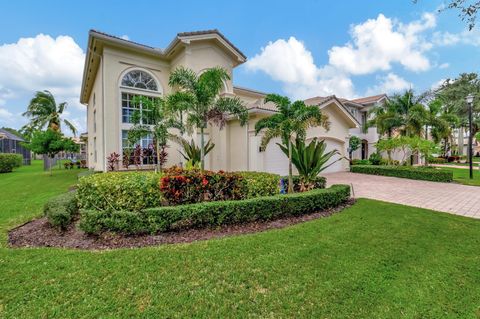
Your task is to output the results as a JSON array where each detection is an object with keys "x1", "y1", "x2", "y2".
[{"x1": 361, "y1": 140, "x2": 368, "y2": 160}]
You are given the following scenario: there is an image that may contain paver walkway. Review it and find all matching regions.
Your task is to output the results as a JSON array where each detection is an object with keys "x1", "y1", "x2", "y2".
[{"x1": 324, "y1": 172, "x2": 480, "y2": 219}]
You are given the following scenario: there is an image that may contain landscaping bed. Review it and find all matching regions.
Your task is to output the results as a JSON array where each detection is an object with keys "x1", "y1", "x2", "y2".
[
  {"x1": 351, "y1": 165, "x2": 453, "y2": 182},
  {"x1": 9, "y1": 199, "x2": 353, "y2": 250}
]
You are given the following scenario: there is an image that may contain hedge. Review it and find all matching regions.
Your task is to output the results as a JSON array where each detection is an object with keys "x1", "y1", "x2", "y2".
[
  {"x1": 237, "y1": 171, "x2": 280, "y2": 198},
  {"x1": 0, "y1": 153, "x2": 23, "y2": 173},
  {"x1": 80, "y1": 184, "x2": 351, "y2": 235},
  {"x1": 76, "y1": 172, "x2": 162, "y2": 212},
  {"x1": 44, "y1": 191, "x2": 78, "y2": 229},
  {"x1": 350, "y1": 165, "x2": 453, "y2": 182}
]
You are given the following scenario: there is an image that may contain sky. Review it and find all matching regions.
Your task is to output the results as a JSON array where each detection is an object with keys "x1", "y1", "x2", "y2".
[{"x1": 0, "y1": 0, "x2": 479, "y2": 134}]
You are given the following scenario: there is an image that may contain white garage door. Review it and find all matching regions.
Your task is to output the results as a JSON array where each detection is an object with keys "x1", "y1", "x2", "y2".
[
  {"x1": 263, "y1": 138, "x2": 289, "y2": 175},
  {"x1": 320, "y1": 139, "x2": 346, "y2": 173}
]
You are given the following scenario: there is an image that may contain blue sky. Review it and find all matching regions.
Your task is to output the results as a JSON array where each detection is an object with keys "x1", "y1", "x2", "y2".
[{"x1": 0, "y1": 0, "x2": 478, "y2": 133}]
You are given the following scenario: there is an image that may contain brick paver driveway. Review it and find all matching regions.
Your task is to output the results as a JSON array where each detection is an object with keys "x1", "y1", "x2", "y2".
[{"x1": 324, "y1": 172, "x2": 480, "y2": 218}]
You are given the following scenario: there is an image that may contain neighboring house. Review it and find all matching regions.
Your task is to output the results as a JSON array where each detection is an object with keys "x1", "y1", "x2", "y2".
[
  {"x1": 80, "y1": 29, "x2": 362, "y2": 173},
  {"x1": 0, "y1": 128, "x2": 31, "y2": 165},
  {"x1": 341, "y1": 94, "x2": 388, "y2": 160}
]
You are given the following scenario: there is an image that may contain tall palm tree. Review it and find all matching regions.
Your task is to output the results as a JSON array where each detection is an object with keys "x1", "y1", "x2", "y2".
[
  {"x1": 369, "y1": 90, "x2": 428, "y2": 137},
  {"x1": 22, "y1": 90, "x2": 77, "y2": 136},
  {"x1": 254, "y1": 94, "x2": 330, "y2": 193},
  {"x1": 168, "y1": 67, "x2": 248, "y2": 170}
]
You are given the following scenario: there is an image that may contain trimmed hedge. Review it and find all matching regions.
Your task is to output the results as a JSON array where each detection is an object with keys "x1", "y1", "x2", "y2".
[
  {"x1": 350, "y1": 165, "x2": 453, "y2": 182},
  {"x1": 0, "y1": 153, "x2": 23, "y2": 173},
  {"x1": 237, "y1": 171, "x2": 280, "y2": 198},
  {"x1": 80, "y1": 184, "x2": 350, "y2": 235},
  {"x1": 44, "y1": 191, "x2": 78, "y2": 229},
  {"x1": 283, "y1": 175, "x2": 326, "y2": 192},
  {"x1": 352, "y1": 159, "x2": 372, "y2": 166},
  {"x1": 76, "y1": 172, "x2": 162, "y2": 212}
]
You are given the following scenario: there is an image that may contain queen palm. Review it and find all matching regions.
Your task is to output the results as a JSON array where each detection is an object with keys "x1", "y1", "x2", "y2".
[
  {"x1": 255, "y1": 94, "x2": 329, "y2": 193},
  {"x1": 168, "y1": 67, "x2": 248, "y2": 170},
  {"x1": 22, "y1": 90, "x2": 77, "y2": 136}
]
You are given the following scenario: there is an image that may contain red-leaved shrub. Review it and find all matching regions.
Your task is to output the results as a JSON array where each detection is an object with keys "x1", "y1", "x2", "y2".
[{"x1": 160, "y1": 166, "x2": 246, "y2": 205}]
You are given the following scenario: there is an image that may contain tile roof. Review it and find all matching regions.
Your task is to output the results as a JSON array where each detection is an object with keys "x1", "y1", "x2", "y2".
[
  {"x1": 350, "y1": 94, "x2": 386, "y2": 105},
  {"x1": 0, "y1": 128, "x2": 24, "y2": 141},
  {"x1": 177, "y1": 29, "x2": 246, "y2": 59}
]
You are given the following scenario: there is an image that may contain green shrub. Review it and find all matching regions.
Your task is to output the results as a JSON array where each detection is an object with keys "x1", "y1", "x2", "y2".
[
  {"x1": 428, "y1": 157, "x2": 447, "y2": 164},
  {"x1": 237, "y1": 171, "x2": 280, "y2": 198},
  {"x1": 76, "y1": 172, "x2": 162, "y2": 212},
  {"x1": 0, "y1": 153, "x2": 23, "y2": 173},
  {"x1": 350, "y1": 165, "x2": 453, "y2": 182},
  {"x1": 44, "y1": 191, "x2": 78, "y2": 229},
  {"x1": 283, "y1": 175, "x2": 326, "y2": 192},
  {"x1": 80, "y1": 184, "x2": 351, "y2": 235},
  {"x1": 352, "y1": 159, "x2": 371, "y2": 165},
  {"x1": 368, "y1": 152, "x2": 382, "y2": 165}
]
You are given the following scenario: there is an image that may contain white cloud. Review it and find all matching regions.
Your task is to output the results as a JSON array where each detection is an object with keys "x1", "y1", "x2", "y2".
[
  {"x1": 433, "y1": 29, "x2": 480, "y2": 47},
  {"x1": 0, "y1": 34, "x2": 85, "y2": 130},
  {"x1": 439, "y1": 62, "x2": 449, "y2": 69},
  {"x1": 328, "y1": 13, "x2": 435, "y2": 75},
  {"x1": 366, "y1": 73, "x2": 412, "y2": 95},
  {"x1": 0, "y1": 108, "x2": 13, "y2": 120},
  {"x1": 245, "y1": 37, "x2": 355, "y2": 99},
  {"x1": 120, "y1": 35, "x2": 130, "y2": 41}
]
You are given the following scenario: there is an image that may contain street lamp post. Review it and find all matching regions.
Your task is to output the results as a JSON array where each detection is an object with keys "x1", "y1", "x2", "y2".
[{"x1": 466, "y1": 94, "x2": 474, "y2": 179}]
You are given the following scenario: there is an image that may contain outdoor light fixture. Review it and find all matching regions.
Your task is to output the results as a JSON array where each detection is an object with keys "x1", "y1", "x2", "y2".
[{"x1": 466, "y1": 94, "x2": 474, "y2": 179}]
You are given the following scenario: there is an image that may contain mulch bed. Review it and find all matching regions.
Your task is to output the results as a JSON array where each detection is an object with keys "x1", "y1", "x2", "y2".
[{"x1": 8, "y1": 199, "x2": 354, "y2": 250}]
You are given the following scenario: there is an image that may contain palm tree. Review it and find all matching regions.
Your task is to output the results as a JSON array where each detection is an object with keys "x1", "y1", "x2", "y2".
[
  {"x1": 168, "y1": 67, "x2": 248, "y2": 170},
  {"x1": 22, "y1": 90, "x2": 77, "y2": 136},
  {"x1": 369, "y1": 90, "x2": 428, "y2": 138},
  {"x1": 254, "y1": 94, "x2": 329, "y2": 194},
  {"x1": 127, "y1": 96, "x2": 183, "y2": 172}
]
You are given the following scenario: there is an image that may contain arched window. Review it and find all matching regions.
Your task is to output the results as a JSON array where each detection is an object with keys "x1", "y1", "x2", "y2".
[{"x1": 121, "y1": 70, "x2": 158, "y2": 91}]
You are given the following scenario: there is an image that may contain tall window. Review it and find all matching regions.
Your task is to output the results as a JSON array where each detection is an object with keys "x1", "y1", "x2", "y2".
[{"x1": 120, "y1": 69, "x2": 160, "y2": 125}]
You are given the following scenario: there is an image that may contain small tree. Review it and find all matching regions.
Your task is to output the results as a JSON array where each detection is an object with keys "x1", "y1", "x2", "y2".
[
  {"x1": 348, "y1": 136, "x2": 361, "y2": 162},
  {"x1": 128, "y1": 96, "x2": 182, "y2": 172},
  {"x1": 255, "y1": 94, "x2": 329, "y2": 193},
  {"x1": 25, "y1": 129, "x2": 79, "y2": 175}
]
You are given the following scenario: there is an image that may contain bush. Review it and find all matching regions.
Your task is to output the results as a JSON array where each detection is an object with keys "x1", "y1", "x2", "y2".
[
  {"x1": 44, "y1": 191, "x2": 78, "y2": 229},
  {"x1": 79, "y1": 185, "x2": 351, "y2": 235},
  {"x1": 237, "y1": 171, "x2": 280, "y2": 198},
  {"x1": 352, "y1": 159, "x2": 371, "y2": 166},
  {"x1": 428, "y1": 157, "x2": 447, "y2": 164},
  {"x1": 0, "y1": 153, "x2": 23, "y2": 173},
  {"x1": 160, "y1": 167, "x2": 246, "y2": 205},
  {"x1": 76, "y1": 172, "x2": 162, "y2": 212},
  {"x1": 283, "y1": 175, "x2": 326, "y2": 192},
  {"x1": 350, "y1": 165, "x2": 453, "y2": 182},
  {"x1": 369, "y1": 153, "x2": 382, "y2": 165}
]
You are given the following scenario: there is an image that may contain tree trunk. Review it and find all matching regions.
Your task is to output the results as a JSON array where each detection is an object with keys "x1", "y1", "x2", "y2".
[
  {"x1": 156, "y1": 139, "x2": 161, "y2": 173},
  {"x1": 200, "y1": 126, "x2": 205, "y2": 171},
  {"x1": 288, "y1": 138, "x2": 293, "y2": 194},
  {"x1": 458, "y1": 127, "x2": 464, "y2": 155}
]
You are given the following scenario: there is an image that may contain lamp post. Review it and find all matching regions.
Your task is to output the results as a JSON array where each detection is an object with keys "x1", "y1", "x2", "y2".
[{"x1": 466, "y1": 94, "x2": 474, "y2": 179}]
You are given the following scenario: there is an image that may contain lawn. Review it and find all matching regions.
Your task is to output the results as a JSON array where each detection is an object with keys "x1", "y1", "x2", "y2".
[
  {"x1": 436, "y1": 166, "x2": 480, "y2": 186},
  {"x1": 2, "y1": 162, "x2": 480, "y2": 317}
]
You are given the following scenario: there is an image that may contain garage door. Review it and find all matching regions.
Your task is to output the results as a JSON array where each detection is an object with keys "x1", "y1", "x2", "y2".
[
  {"x1": 320, "y1": 138, "x2": 345, "y2": 173},
  {"x1": 263, "y1": 138, "x2": 289, "y2": 175}
]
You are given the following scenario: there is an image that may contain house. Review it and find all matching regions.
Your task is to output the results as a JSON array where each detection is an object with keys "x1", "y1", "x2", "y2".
[
  {"x1": 341, "y1": 94, "x2": 387, "y2": 160},
  {"x1": 0, "y1": 128, "x2": 31, "y2": 165},
  {"x1": 80, "y1": 29, "x2": 368, "y2": 174}
]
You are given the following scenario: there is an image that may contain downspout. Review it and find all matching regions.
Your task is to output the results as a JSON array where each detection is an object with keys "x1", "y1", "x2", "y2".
[
  {"x1": 246, "y1": 121, "x2": 249, "y2": 171},
  {"x1": 101, "y1": 53, "x2": 106, "y2": 172}
]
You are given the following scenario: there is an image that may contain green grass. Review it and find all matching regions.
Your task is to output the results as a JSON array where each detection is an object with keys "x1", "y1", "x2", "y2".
[
  {"x1": 435, "y1": 166, "x2": 480, "y2": 186},
  {"x1": 2, "y1": 162, "x2": 480, "y2": 317}
]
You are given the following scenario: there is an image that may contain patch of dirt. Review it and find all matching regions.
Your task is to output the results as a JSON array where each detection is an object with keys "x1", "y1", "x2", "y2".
[{"x1": 8, "y1": 199, "x2": 355, "y2": 250}]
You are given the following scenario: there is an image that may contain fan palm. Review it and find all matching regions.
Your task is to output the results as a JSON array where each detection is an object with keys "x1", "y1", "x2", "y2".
[
  {"x1": 22, "y1": 90, "x2": 77, "y2": 136},
  {"x1": 254, "y1": 94, "x2": 330, "y2": 193},
  {"x1": 279, "y1": 137, "x2": 340, "y2": 191},
  {"x1": 168, "y1": 67, "x2": 248, "y2": 170}
]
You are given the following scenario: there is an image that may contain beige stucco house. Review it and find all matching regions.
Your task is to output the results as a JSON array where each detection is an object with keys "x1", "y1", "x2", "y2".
[{"x1": 80, "y1": 29, "x2": 366, "y2": 174}]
